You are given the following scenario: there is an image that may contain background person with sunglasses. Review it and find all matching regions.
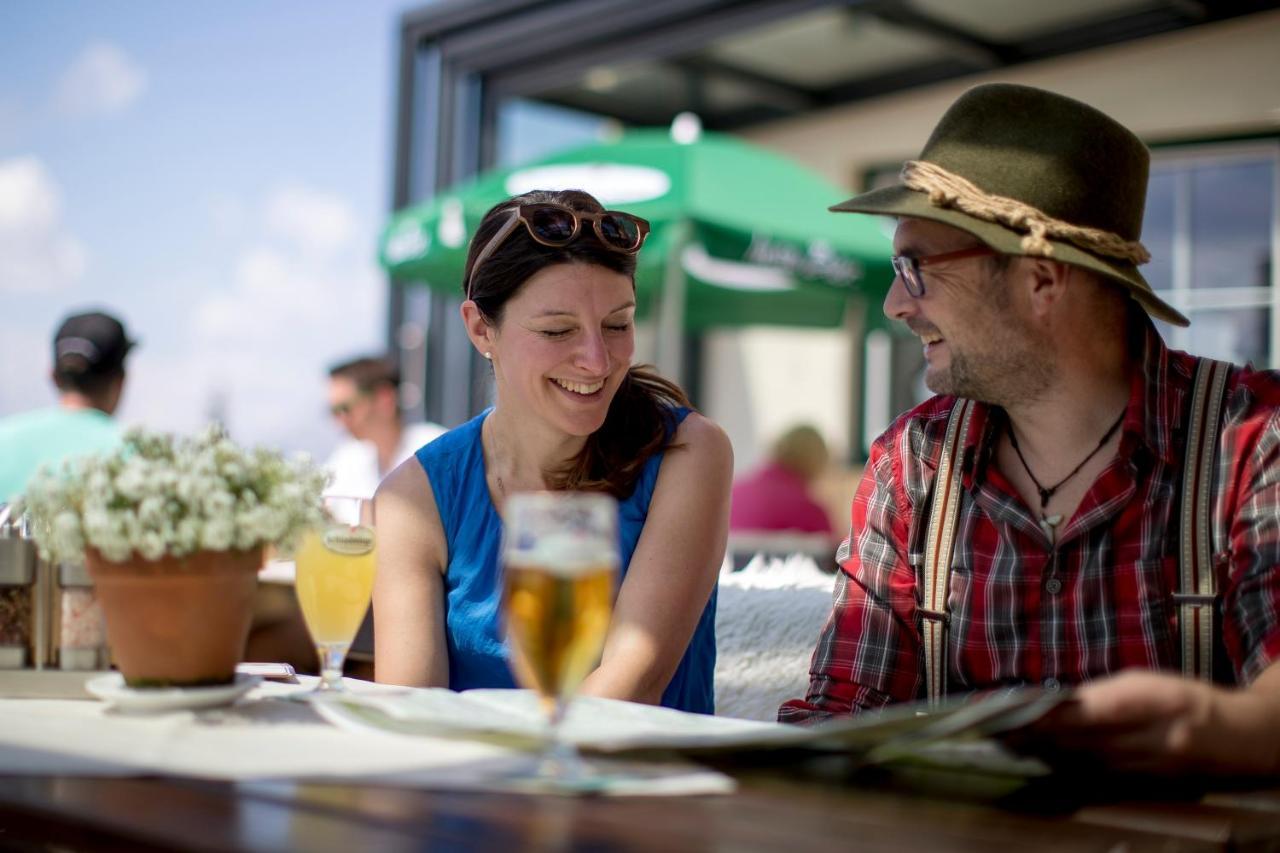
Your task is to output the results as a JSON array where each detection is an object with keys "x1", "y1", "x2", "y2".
[
  {"x1": 373, "y1": 189, "x2": 731, "y2": 713},
  {"x1": 323, "y1": 355, "x2": 446, "y2": 500}
]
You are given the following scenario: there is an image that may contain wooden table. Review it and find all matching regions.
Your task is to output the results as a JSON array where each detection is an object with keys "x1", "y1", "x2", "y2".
[{"x1": 3, "y1": 770, "x2": 1278, "y2": 851}]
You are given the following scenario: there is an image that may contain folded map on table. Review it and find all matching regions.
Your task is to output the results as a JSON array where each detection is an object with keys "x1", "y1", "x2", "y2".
[{"x1": 310, "y1": 687, "x2": 1070, "y2": 776}]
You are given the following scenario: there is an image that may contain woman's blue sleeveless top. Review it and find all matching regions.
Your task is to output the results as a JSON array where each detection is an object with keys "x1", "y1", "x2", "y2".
[{"x1": 415, "y1": 407, "x2": 716, "y2": 713}]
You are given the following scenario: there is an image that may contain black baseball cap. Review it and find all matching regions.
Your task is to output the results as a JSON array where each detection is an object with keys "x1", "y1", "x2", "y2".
[{"x1": 53, "y1": 310, "x2": 136, "y2": 376}]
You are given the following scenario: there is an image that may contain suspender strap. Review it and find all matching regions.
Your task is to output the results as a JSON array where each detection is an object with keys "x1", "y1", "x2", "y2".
[
  {"x1": 917, "y1": 363, "x2": 1227, "y2": 695},
  {"x1": 921, "y1": 398, "x2": 974, "y2": 707},
  {"x1": 1178, "y1": 358, "x2": 1230, "y2": 683}
]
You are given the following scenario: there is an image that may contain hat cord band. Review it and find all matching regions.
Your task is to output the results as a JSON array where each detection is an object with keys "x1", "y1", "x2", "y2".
[{"x1": 901, "y1": 160, "x2": 1151, "y2": 266}]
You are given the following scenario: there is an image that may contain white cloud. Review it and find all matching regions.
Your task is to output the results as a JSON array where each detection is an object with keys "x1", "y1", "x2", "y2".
[
  {"x1": 54, "y1": 42, "x2": 147, "y2": 119},
  {"x1": 0, "y1": 157, "x2": 87, "y2": 292},
  {"x1": 119, "y1": 185, "x2": 384, "y2": 458},
  {"x1": 264, "y1": 185, "x2": 356, "y2": 257}
]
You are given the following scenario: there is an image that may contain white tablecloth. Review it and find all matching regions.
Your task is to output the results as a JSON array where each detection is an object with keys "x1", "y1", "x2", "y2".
[{"x1": 0, "y1": 678, "x2": 735, "y2": 796}]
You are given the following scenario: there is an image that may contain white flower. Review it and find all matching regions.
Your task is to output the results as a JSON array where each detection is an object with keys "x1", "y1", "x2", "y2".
[
  {"x1": 114, "y1": 460, "x2": 151, "y2": 501},
  {"x1": 203, "y1": 490, "x2": 235, "y2": 517},
  {"x1": 86, "y1": 469, "x2": 111, "y2": 495},
  {"x1": 20, "y1": 425, "x2": 326, "y2": 565},
  {"x1": 137, "y1": 496, "x2": 166, "y2": 526},
  {"x1": 220, "y1": 460, "x2": 247, "y2": 484},
  {"x1": 175, "y1": 517, "x2": 201, "y2": 552},
  {"x1": 199, "y1": 516, "x2": 235, "y2": 552},
  {"x1": 175, "y1": 473, "x2": 200, "y2": 504},
  {"x1": 137, "y1": 532, "x2": 167, "y2": 561},
  {"x1": 82, "y1": 507, "x2": 113, "y2": 539}
]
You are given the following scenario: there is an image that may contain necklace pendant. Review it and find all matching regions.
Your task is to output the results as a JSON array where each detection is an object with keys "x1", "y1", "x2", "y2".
[{"x1": 1038, "y1": 514, "x2": 1063, "y2": 537}]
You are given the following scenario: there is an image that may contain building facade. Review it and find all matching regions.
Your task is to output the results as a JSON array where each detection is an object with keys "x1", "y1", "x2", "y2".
[{"x1": 387, "y1": 0, "x2": 1280, "y2": 466}]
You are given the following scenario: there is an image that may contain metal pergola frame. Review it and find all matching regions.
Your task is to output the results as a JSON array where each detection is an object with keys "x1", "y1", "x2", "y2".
[{"x1": 387, "y1": 0, "x2": 1280, "y2": 429}]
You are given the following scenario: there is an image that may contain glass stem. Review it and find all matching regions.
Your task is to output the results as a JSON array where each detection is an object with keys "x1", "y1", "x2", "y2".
[
  {"x1": 316, "y1": 643, "x2": 348, "y2": 690},
  {"x1": 541, "y1": 698, "x2": 583, "y2": 781}
]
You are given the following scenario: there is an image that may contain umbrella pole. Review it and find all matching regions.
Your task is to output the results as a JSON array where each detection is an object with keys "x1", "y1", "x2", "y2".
[{"x1": 655, "y1": 221, "x2": 690, "y2": 386}]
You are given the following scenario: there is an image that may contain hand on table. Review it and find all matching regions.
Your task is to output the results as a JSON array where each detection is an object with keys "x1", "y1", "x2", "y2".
[{"x1": 1009, "y1": 668, "x2": 1280, "y2": 777}]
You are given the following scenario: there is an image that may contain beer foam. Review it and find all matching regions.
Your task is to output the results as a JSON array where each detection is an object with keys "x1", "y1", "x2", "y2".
[{"x1": 507, "y1": 532, "x2": 617, "y2": 577}]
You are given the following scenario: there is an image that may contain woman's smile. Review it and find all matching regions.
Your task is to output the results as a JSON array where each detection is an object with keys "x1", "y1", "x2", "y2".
[{"x1": 550, "y1": 377, "x2": 606, "y2": 397}]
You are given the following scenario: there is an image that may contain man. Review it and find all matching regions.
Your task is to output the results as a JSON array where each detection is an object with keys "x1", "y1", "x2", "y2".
[
  {"x1": 780, "y1": 83, "x2": 1280, "y2": 777},
  {"x1": 0, "y1": 310, "x2": 136, "y2": 502},
  {"x1": 324, "y1": 356, "x2": 445, "y2": 498}
]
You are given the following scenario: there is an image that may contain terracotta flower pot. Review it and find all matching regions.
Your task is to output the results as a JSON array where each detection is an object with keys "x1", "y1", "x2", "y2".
[{"x1": 84, "y1": 546, "x2": 264, "y2": 687}]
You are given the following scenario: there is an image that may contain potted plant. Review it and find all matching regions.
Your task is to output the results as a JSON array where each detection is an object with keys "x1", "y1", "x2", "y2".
[{"x1": 20, "y1": 425, "x2": 326, "y2": 687}]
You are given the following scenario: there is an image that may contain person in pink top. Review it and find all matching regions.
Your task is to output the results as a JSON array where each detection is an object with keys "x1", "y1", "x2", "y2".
[{"x1": 730, "y1": 424, "x2": 834, "y2": 536}]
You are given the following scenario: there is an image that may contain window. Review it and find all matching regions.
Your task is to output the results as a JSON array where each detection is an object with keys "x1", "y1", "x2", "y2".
[
  {"x1": 495, "y1": 99, "x2": 612, "y2": 169},
  {"x1": 858, "y1": 140, "x2": 1279, "y2": 455},
  {"x1": 1144, "y1": 142, "x2": 1278, "y2": 367}
]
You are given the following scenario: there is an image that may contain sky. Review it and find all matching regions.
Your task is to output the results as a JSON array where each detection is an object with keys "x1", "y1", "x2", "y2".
[{"x1": 0, "y1": 1, "x2": 427, "y2": 460}]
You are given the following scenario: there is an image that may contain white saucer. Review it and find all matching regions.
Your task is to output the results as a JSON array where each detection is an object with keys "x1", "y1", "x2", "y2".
[{"x1": 85, "y1": 672, "x2": 261, "y2": 712}]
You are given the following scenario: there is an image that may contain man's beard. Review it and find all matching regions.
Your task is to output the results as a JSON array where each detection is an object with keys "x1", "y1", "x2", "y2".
[{"x1": 924, "y1": 308, "x2": 1055, "y2": 406}]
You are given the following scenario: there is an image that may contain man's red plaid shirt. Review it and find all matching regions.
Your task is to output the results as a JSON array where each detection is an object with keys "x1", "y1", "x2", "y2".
[{"x1": 780, "y1": 323, "x2": 1280, "y2": 722}]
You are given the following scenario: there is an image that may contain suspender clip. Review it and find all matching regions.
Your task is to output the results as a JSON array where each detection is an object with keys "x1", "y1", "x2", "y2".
[
  {"x1": 919, "y1": 608, "x2": 950, "y2": 625},
  {"x1": 1172, "y1": 593, "x2": 1218, "y2": 606}
]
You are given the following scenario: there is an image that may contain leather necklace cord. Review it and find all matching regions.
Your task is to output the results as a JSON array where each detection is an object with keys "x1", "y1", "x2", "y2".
[{"x1": 1007, "y1": 408, "x2": 1126, "y2": 514}]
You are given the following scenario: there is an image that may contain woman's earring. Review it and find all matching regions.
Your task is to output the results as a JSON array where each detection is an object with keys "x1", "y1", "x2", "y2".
[{"x1": 483, "y1": 351, "x2": 492, "y2": 360}]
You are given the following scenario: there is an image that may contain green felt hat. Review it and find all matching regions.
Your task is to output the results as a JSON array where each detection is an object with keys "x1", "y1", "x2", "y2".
[{"x1": 833, "y1": 83, "x2": 1187, "y2": 326}]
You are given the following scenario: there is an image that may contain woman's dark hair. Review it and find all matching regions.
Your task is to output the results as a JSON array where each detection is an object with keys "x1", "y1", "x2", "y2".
[{"x1": 464, "y1": 188, "x2": 690, "y2": 499}]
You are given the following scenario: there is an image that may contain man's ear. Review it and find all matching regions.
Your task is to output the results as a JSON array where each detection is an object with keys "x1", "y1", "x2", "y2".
[
  {"x1": 459, "y1": 301, "x2": 496, "y2": 358},
  {"x1": 1022, "y1": 258, "x2": 1071, "y2": 319},
  {"x1": 373, "y1": 384, "x2": 399, "y2": 417}
]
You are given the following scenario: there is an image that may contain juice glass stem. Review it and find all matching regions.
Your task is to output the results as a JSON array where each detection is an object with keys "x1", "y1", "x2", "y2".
[{"x1": 315, "y1": 642, "x2": 349, "y2": 691}]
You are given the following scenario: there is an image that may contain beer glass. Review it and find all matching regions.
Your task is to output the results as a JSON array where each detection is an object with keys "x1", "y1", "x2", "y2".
[
  {"x1": 294, "y1": 495, "x2": 377, "y2": 692},
  {"x1": 501, "y1": 492, "x2": 618, "y2": 781}
]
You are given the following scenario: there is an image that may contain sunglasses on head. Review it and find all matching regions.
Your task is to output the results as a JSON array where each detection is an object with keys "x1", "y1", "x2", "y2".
[{"x1": 465, "y1": 202, "x2": 651, "y2": 300}]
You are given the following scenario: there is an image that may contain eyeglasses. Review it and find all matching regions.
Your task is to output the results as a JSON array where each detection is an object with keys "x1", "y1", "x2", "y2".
[
  {"x1": 466, "y1": 203, "x2": 651, "y2": 300},
  {"x1": 328, "y1": 393, "x2": 368, "y2": 418},
  {"x1": 891, "y1": 245, "x2": 998, "y2": 298}
]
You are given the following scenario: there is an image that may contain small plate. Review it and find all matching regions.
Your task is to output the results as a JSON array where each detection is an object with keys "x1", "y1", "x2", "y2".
[{"x1": 85, "y1": 672, "x2": 261, "y2": 712}]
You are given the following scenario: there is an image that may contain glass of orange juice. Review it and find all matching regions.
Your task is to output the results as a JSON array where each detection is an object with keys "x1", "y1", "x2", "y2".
[{"x1": 294, "y1": 495, "x2": 376, "y2": 692}]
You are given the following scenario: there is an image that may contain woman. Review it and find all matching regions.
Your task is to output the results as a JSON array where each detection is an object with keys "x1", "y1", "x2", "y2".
[
  {"x1": 729, "y1": 423, "x2": 834, "y2": 536},
  {"x1": 374, "y1": 189, "x2": 732, "y2": 713}
]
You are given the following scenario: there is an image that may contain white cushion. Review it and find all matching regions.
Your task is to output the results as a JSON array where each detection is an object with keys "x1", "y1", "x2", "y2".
[{"x1": 713, "y1": 554, "x2": 834, "y2": 721}]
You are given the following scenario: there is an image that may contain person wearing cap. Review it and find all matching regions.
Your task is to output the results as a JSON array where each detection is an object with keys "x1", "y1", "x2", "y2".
[
  {"x1": 779, "y1": 84, "x2": 1280, "y2": 776},
  {"x1": 0, "y1": 310, "x2": 136, "y2": 502}
]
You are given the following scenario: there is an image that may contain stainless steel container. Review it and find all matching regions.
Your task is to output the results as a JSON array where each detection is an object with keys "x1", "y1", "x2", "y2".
[
  {"x1": 0, "y1": 504, "x2": 109, "y2": 671},
  {"x1": 0, "y1": 505, "x2": 42, "y2": 668},
  {"x1": 55, "y1": 560, "x2": 109, "y2": 670}
]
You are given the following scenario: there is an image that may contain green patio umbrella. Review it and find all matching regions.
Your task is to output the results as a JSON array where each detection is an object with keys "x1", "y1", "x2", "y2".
[{"x1": 378, "y1": 127, "x2": 894, "y2": 375}]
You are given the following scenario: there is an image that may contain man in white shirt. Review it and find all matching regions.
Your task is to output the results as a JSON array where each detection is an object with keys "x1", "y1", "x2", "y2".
[{"x1": 324, "y1": 356, "x2": 446, "y2": 498}]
